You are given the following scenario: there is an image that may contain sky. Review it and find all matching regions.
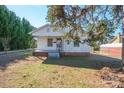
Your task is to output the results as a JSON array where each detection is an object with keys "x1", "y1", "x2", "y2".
[
  {"x1": 6, "y1": 5, "x2": 121, "y2": 35},
  {"x1": 7, "y1": 5, "x2": 48, "y2": 28}
]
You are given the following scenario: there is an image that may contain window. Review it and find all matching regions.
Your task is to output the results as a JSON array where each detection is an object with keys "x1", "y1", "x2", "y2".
[
  {"x1": 74, "y1": 40, "x2": 79, "y2": 47},
  {"x1": 66, "y1": 40, "x2": 70, "y2": 45},
  {"x1": 47, "y1": 38, "x2": 53, "y2": 47},
  {"x1": 57, "y1": 38, "x2": 62, "y2": 46},
  {"x1": 47, "y1": 28, "x2": 50, "y2": 32}
]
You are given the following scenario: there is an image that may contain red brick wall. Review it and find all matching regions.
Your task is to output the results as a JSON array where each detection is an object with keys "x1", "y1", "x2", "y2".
[{"x1": 100, "y1": 47, "x2": 122, "y2": 57}]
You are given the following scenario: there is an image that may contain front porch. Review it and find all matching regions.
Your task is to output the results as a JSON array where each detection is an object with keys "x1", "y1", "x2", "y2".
[
  {"x1": 37, "y1": 36, "x2": 63, "y2": 51},
  {"x1": 33, "y1": 36, "x2": 91, "y2": 57},
  {"x1": 33, "y1": 49, "x2": 61, "y2": 58},
  {"x1": 33, "y1": 36, "x2": 63, "y2": 58}
]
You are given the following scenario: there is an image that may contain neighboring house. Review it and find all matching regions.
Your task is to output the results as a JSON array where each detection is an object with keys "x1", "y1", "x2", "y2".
[
  {"x1": 100, "y1": 34, "x2": 122, "y2": 58},
  {"x1": 109, "y1": 33, "x2": 122, "y2": 44},
  {"x1": 29, "y1": 24, "x2": 91, "y2": 57}
]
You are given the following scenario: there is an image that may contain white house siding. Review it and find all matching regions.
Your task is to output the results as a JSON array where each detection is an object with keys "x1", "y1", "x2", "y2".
[
  {"x1": 36, "y1": 36, "x2": 91, "y2": 53},
  {"x1": 32, "y1": 26, "x2": 64, "y2": 37},
  {"x1": 37, "y1": 36, "x2": 58, "y2": 51},
  {"x1": 63, "y1": 39, "x2": 90, "y2": 52},
  {"x1": 31, "y1": 24, "x2": 91, "y2": 54}
]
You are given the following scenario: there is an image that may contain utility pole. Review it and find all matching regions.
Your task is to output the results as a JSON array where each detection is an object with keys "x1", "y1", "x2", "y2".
[{"x1": 122, "y1": 6, "x2": 124, "y2": 70}]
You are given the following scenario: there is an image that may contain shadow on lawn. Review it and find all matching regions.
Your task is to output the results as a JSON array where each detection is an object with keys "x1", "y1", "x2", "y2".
[
  {"x1": 43, "y1": 54, "x2": 122, "y2": 70},
  {"x1": 0, "y1": 52, "x2": 29, "y2": 71},
  {"x1": 0, "y1": 53, "x2": 122, "y2": 71}
]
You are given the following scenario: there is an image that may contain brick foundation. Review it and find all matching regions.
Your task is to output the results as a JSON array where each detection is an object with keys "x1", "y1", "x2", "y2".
[
  {"x1": 33, "y1": 52, "x2": 90, "y2": 57},
  {"x1": 33, "y1": 52, "x2": 48, "y2": 57},
  {"x1": 61, "y1": 52, "x2": 90, "y2": 57}
]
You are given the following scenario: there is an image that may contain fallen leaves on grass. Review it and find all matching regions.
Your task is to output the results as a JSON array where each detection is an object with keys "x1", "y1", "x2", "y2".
[{"x1": 98, "y1": 67, "x2": 124, "y2": 88}]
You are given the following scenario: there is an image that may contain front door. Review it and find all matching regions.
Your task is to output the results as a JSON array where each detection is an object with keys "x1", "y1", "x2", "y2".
[{"x1": 56, "y1": 38, "x2": 62, "y2": 51}]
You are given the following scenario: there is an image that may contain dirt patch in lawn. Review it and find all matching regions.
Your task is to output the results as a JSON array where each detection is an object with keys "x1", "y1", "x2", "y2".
[{"x1": 97, "y1": 67, "x2": 124, "y2": 88}]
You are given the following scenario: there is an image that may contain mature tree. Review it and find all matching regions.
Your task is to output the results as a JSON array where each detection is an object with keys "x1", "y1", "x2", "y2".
[
  {"x1": 0, "y1": 5, "x2": 35, "y2": 51},
  {"x1": 47, "y1": 5, "x2": 123, "y2": 67},
  {"x1": 0, "y1": 6, "x2": 11, "y2": 51}
]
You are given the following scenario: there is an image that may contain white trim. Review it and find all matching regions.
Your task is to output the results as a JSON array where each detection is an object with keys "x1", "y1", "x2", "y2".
[
  {"x1": 29, "y1": 24, "x2": 50, "y2": 34},
  {"x1": 100, "y1": 43, "x2": 122, "y2": 48}
]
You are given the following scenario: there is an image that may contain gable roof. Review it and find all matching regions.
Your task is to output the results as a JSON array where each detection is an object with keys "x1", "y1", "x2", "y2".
[
  {"x1": 109, "y1": 34, "x2": 122, "y2": 43},
  {"x1": 29, "y1": 24, "x2": 50, "y2": 34},
  {"x1": 29, "y1": 24, "x2": 88, "y2": 37}
]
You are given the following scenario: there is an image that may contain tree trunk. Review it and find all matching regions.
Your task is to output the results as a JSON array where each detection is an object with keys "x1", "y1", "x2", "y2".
[{"x1": 122, "y1": 6, "x2": 124, "y2": 70}]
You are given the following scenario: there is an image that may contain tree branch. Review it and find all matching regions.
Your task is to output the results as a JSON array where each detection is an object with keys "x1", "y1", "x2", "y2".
[{"x1": 75, "y1": 5, "x2": 95, "y2": 19}]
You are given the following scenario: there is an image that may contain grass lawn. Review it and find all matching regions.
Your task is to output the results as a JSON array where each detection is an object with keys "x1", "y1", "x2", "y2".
[{"x1": 0, "y1": 51, "x2": 122, "y2": 88}]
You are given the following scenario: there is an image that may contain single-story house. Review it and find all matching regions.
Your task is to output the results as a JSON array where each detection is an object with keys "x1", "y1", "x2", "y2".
[
  {"x1": 100, "y1": 34, "x2": 122, "y2": 58},
  {"x1": 29, "y1": 24, "x2": 91, "y2": 57}
]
